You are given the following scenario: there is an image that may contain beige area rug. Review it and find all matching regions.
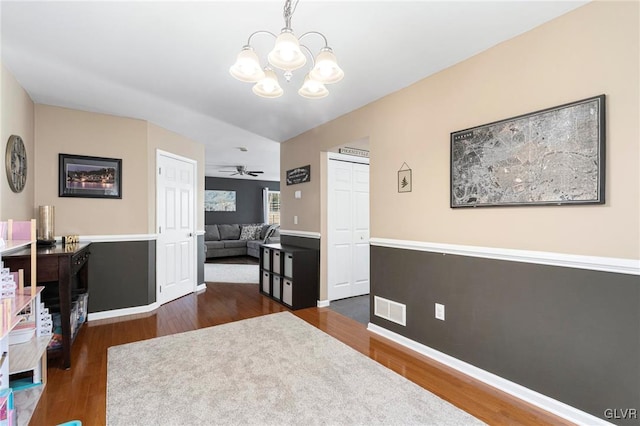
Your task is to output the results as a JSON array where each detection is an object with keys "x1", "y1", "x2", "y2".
[
  {"x1": 107, "y1": 312, "x2": 485, "y2": 426},
  {"x1": 204, "y1": 263, "x2": 259, "y2": 283}
]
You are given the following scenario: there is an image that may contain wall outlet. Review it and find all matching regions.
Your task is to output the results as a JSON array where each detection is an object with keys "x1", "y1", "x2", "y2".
[{"x1": 435, "y1": 303, "x2": 445, "y2": 321}]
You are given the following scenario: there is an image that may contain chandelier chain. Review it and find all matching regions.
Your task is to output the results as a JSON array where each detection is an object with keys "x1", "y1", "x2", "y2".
[{"x1": 283, "y1": 0, "x2": 300, "y2": 29}]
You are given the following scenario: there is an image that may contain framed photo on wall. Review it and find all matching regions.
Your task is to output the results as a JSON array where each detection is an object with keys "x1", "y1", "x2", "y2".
[{"x1": 59, "y1": 153, "x2": 122, "y2": 199}]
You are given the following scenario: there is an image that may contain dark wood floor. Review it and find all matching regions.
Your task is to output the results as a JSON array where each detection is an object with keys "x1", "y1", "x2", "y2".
[
  {"x1": 205, "y1": 255, "x2": 259, "y2": 265},
  {"x1": 29, "y1": 283, "x2": 572, "y2": 426}
]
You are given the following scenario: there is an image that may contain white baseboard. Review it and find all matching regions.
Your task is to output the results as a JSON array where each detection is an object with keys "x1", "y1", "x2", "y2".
[
  {"x1": 88, "y1": 302, "x2": 160, "y2": 321},
  {"x1": 367, "y1": 323, "x2": 612, "y2": 426},
  {"x1": 317, "y1": 300, "x2": 330, "y2": 308},
  {"x1": 196, "y1": 283, "x2": 207, "y2": 292}
]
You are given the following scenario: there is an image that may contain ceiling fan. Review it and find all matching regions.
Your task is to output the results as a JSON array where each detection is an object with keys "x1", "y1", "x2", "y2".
[{"x1": 220, "y1": 165, "x2": 264, "y2": 177}]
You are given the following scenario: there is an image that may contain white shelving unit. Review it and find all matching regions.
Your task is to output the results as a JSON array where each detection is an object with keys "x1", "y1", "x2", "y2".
[{"x1": 0, "y1": 219, "x2": 50, "y2": 426}]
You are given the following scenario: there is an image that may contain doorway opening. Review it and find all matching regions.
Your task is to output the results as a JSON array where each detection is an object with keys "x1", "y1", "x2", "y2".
[
  {"x1": 326, "y1": 146, "x2": 370, "y2": 323},
  {"x1": 156, "y1": 150, "x2": 197, "y2": 305}
]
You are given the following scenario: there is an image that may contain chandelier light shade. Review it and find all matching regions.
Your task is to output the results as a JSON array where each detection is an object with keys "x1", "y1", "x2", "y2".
[
  {"x1": 268, "y1": 30, "x2": 307, "y2": 71},
  {"x1": 298, "y1": 74, "x2": 329, "y2": 99},
  {"x1": 229, "y1": 46, "x2": 265, "y2": 82},
  {"x1": 253, "y1": 68, "x2": 284, "y2": 98},
  {"x1": 229, "y1": 0, "x2": 343, "y2": 99},
  {"x1": 310, "y1": 47, "x2": 344, "y2": 84}
]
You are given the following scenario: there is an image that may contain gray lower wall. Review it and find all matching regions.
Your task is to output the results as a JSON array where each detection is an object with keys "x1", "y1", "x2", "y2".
[
  {"x1": 281, "y1": 235, "x2": 320, "y2": 250},
  {"x1": 197, "y1": 234, "x2": 205, "y2": 285},
  {"x1": 88, "y1": 240, "x2": 156, "y2": 313},
  {"x1": 370, "y1": 245, "x2": 639, "y2": 425}
]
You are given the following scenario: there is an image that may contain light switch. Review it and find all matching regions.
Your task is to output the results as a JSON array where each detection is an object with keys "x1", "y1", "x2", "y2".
[
  {"x1": 294, "y1": 215, "x2": 298, "y2": 225},
  {"x1": 435, "y1": 303, "x2": 445, "y2": 321},
  {"x1": 295, "y1": 190, "x2": 302, "y2": 199}
]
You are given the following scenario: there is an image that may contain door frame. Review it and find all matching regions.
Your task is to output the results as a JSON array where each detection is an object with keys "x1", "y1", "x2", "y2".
[
  {"x1": 155, "y1": 149, "x2": 198, "y2": 305},
  {"x1": 326, "y1": 152, "x2": 370, "y2": 302}
]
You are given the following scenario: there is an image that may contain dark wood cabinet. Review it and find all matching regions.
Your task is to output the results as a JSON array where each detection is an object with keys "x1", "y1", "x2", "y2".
[
  {"x1": 260, "y1": 243, "x2": 318, "y2": 310},
  {"x1": 3, "y1": 243, "x2": 90, "y2": 369}
]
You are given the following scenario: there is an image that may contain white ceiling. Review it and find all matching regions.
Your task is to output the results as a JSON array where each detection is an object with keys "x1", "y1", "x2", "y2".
[{"x1": 0, "y1": 1, "x2": 587, "y2": 181}]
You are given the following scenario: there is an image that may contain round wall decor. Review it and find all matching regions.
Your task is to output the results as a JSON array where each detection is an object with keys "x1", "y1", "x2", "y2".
[{"x1": 5, "y1": 135, "x2": 27, "y2": 193}]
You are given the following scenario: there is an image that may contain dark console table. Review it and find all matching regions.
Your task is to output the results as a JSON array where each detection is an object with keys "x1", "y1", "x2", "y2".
[{"x1": 3, "y1": 243, "x2": 90, "y2": 369}]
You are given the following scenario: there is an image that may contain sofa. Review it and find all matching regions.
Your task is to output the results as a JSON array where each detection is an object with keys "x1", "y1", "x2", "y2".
[{"x1": 204, "y1": 223, "x2": 280, "y2": 259}]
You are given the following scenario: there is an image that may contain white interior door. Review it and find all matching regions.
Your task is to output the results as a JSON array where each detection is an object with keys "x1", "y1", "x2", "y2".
[
  {"x1": 327, "y1": 155, "x2": 370, "y2": 301},
  {"x1": 157, "y1": 151, "x2": 196, "y2": 305}
]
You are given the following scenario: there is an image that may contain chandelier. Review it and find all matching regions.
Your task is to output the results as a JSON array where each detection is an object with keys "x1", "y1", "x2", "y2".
[{"x1": 229, "y1": 0, "x2": 344, "y2": 99}]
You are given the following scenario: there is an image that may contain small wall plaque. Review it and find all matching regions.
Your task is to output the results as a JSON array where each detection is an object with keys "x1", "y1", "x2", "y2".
[
  {"x1": 338, "y1": 147, "x2": 369, "y2": 158},
  {"x1": 286, "y1": 165, "x2": 311, "y2": 185},
  {"x1": 398, "y1": 162, "x2": 412, "y2": 193}
]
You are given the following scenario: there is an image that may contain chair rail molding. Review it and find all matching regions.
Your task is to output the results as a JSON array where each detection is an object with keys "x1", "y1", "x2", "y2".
[
  {"x1": 73, "y1": 233, "x2": 158, "y2": 243},
  {"x1": 370, "y1": 238, "x2": 639, "y2": 276},
  {"x1": 280, "y1": 229, "x2": 321, "y2": 239}
]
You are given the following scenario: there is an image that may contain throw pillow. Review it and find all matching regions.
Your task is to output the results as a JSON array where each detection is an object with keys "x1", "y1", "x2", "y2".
[
  {"x1": 240, "y1": 225, "x2": 261, "y2": 240},
  {"x1": 262, "y1": 225, "x2": 278, "y2": 243},
  {"x1": 204, "y1": 225, "x2": 220, "y2": 241},
  {"x1": 218, "y1": 224, "x2": 241, "y2": 240},
  {"x1": 253, "y1": 225, "x2": 263, "y2": 239}
]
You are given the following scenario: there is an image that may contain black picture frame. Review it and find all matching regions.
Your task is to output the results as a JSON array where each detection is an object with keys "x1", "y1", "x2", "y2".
[
  {"x1": 450, "y1": 95, "x2": 605, "y2": 208},
  {"x1": 59, "y1": 153, "x2": 122, "y2": 199}
]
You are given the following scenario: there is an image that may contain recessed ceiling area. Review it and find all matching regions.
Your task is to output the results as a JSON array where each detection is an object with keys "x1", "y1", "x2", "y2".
[{"x1": 0, "y1": 1, "x2": 588, "y2": 181}]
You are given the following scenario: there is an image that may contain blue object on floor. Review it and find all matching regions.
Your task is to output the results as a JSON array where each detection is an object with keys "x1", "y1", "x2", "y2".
[{"x1": 57, "y1": 421, "x2": 82, "y2": 426}]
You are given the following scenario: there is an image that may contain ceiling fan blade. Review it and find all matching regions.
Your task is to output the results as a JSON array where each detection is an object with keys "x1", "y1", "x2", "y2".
[
  {"x1": 248, "y1": 171, "x2": 264, "y2": 174},
  {"x1": 248, "y1": 172, "x2": 258, "y2": 177}
]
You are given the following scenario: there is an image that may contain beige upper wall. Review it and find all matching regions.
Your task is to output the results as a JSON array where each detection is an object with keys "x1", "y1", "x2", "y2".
[
  {"x1": 34, "y1": 106, "x2": 206, "y2": 236},
  {"x1": 147, "y1": 122, "x2": 205, "y2": 231},
  {"x1": 1, "y1": 63, "x2": 35, "y2": 220},
  {"x1": 281, "y1": 1, "x2": 639, "y2": 259},
  {"x1": 34, "y1": 105, "x2": 149, "y2": 235}
]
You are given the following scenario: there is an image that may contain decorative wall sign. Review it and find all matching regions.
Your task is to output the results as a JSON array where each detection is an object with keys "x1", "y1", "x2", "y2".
[
  {"x1": 338, "y1": 147, "x2": 370, "y2": 158},
  {"x1": 286, "y1": 165, "x2": 310, "y2": 185},
  {"x1": 450, "y1": 95, "x2": 605, "y2": 208},
  {"x1": 59, "y1": 153, "x2": 122, "y2": 199},
  {"x1": 398, "y1": 162, "x2": 412, "y2": 193},
  {"x1": 205, "y1": 190, "x2": 236, "y2": 212}
]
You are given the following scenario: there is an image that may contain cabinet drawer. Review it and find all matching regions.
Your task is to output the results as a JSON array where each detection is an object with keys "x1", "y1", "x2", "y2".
[
  {"x1": 71, "y1": 250, "x2": 90, "y2": 275},
  {"x1": 272, "y1": 251, "x2": 281, "y2": 274},
  {"x1": 272, "y1": 275, "x2": 281, "y2": 300},
  {"x1": 262, "y1": 248, "x2": 270, "y2": 270},
  {"x1": 282, "y1": 279, "x2": 293, "y2": 306},
  {"x1": 261, "y1": 271, "x2": 270, "y2": 294},
  {"x1": 284, "y1": 254, "x2": 293, "y2": 278}
]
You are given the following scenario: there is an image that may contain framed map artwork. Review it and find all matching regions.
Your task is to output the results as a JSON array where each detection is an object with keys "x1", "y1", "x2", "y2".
[{"x1": 450, "y1": 95, "x2": 605, "y2": 208}]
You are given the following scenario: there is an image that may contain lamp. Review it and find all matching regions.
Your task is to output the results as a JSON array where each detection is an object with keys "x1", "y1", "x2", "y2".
[{"x1": 230, "y1": 0, "x2": 343, "y2": 99}]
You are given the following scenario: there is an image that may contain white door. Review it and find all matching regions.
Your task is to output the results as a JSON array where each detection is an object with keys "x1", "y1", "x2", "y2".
[
  {"x1": 327, "y1": 155, "x2": 370, "y2": 301},
  {"x1": 157, "y1": 151, "x2": 196, "y2": 305}
]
